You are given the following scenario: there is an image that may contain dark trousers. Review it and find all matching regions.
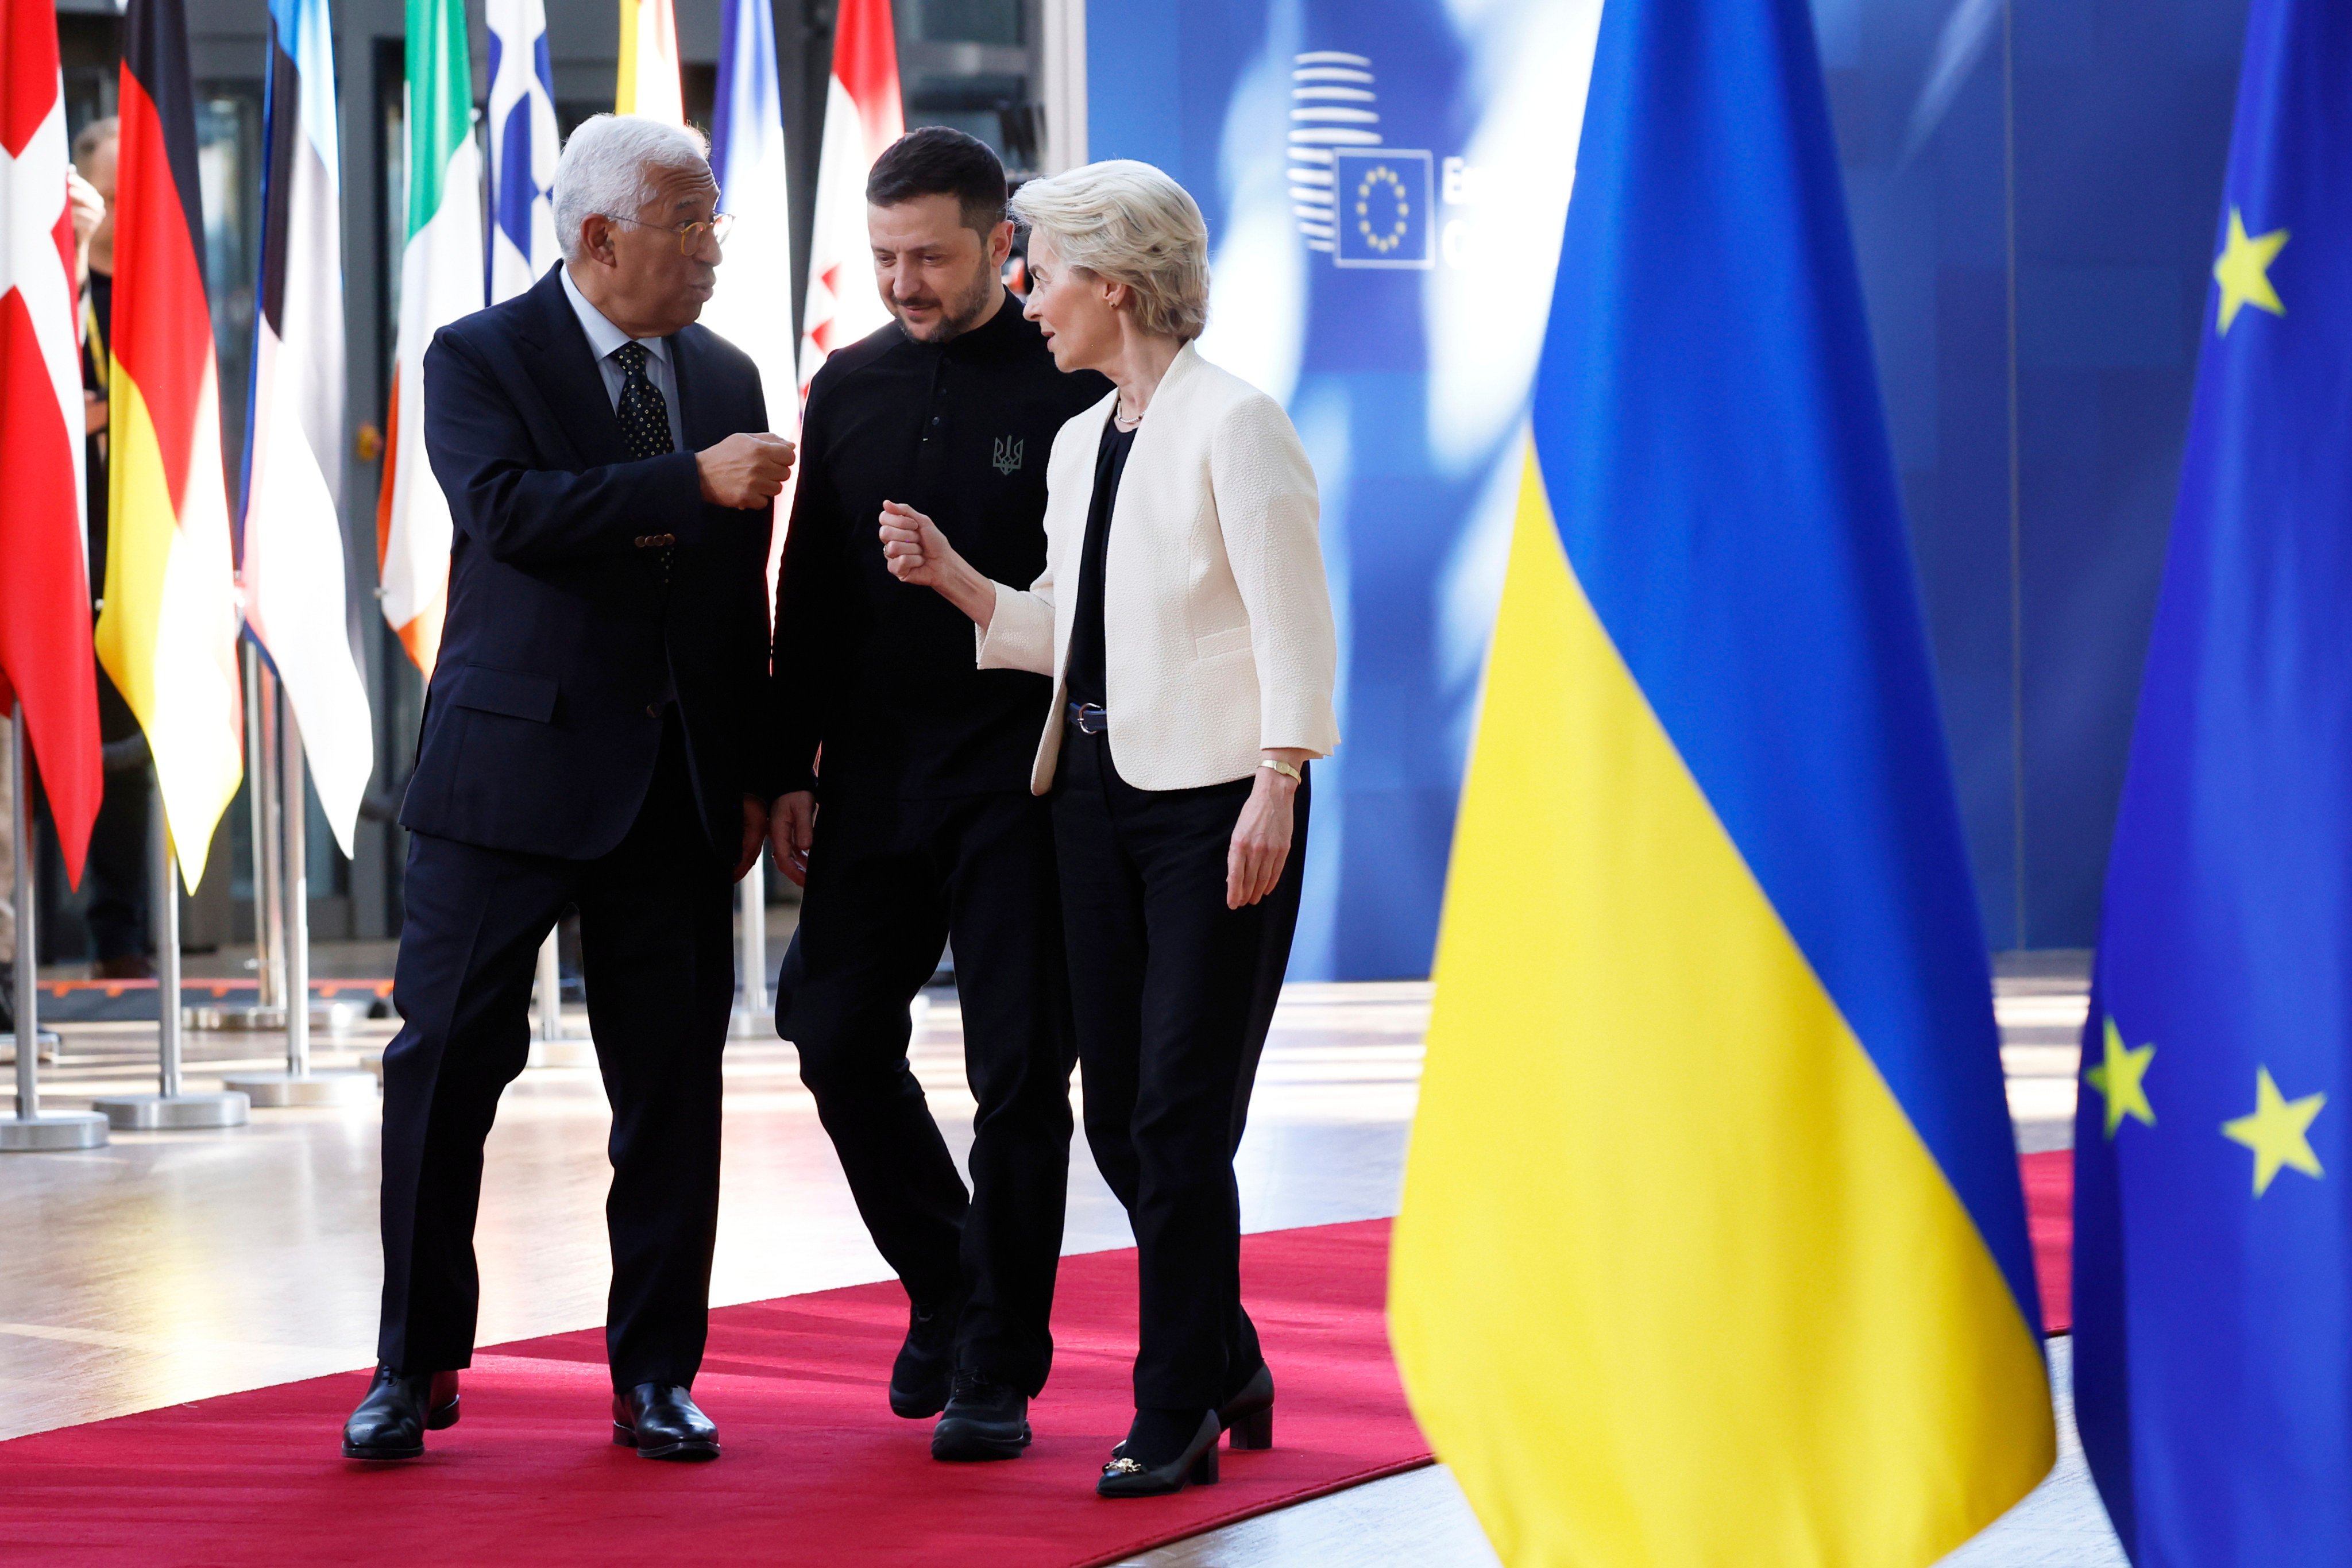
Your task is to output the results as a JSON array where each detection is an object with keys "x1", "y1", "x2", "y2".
[
  {"x1": 83, "y1": 668, "x2": 149, "y2": 962},
  {"x1": 377, "y1": 720, "x2": 733, "y2": 1388},
  {"x1": 776, "y1": 789, "x2": 1075, "y2": 1396},
  {"x1": 1051, "y1": 728, "x2": 1307, "y2": 1410}
]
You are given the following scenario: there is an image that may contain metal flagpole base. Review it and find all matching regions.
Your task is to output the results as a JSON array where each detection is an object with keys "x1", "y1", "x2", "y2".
[
  {"x1": 727, "y1": 1007, "x2": 773, "y2": 1040},
  {"x1": 184, "y1": 1001, "x2": 365, "y2": 1034},
  {"x1": 218, "y1": 1069, "x2": 377, "y2": 1107},
  {"x1": 0, "y1": 1030, "x2": 63, "y2": 1065},
  {"x1": 0, "y1": 1111, "x2": 109, "y2": 1151},
  {"x1": 89, "y1": 1091, "x2": 251, "y2": 1130}
]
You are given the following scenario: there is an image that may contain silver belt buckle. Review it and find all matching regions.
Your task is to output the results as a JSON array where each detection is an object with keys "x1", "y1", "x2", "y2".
[{"x1": 1067, "y1": 702, "x2": 1108, "y2": 735}]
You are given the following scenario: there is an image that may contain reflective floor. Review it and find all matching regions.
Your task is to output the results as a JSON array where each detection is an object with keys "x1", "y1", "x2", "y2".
[{"x1": 1, "y1": 961, "x2": 2117, "y2": 1565}]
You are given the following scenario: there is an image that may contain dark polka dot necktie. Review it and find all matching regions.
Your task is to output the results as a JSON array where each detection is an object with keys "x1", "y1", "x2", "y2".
[{"x1": 612, "y1": 341, "x2": 675, "y2": 582}]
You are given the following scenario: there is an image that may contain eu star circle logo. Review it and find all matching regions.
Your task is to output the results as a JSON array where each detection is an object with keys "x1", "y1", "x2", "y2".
[{"x1": 1352, "y1": 164, "x2": 1412, "y2": 256}]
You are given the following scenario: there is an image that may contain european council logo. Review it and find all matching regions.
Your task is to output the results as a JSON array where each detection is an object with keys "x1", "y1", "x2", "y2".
[{"x1": 1334, "y1": 149, "x2": 1434, "y2": 269}]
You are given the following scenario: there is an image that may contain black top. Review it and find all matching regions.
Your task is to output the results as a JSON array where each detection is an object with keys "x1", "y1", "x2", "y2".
[
  {"x1": 772, "y1": 293, "x2": 1111, "y2": 798},
  {"x1": 82, "y1": 268, "x2": 112, "y2": 589},
  {"x1": 1064, "y1": 416, "x2": 1136, "y2": 710}
]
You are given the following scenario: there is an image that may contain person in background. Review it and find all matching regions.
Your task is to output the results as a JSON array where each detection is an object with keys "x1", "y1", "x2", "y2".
[
  {"x1": 69, "y1": 115, "x2": 153, "y2": 982},
  {"x1": 766, "y1": 127, "x2": 1109, "y2": 1463},
  {"x1": 878, "y1": 159, "x2": 1339, "y2": 1497},
  {"x1": 3, "y1": 140, "x2": 113, "y2": 1031}
]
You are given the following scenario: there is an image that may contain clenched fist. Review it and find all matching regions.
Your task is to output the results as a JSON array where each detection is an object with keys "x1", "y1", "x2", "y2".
[{"x1": 696, "y1": 432, "x2": 797, "y2": 508}]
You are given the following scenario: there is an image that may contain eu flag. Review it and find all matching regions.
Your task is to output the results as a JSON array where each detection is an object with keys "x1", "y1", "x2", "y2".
[{"x1": 2073, "y1": 3, "x2": 2352, "y2": 1561}]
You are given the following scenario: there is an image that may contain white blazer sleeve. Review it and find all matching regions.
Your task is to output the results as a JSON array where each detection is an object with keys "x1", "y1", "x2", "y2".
[
  {"x1": 1211, "y1": 395, "x2": 1341, "y2": 757},
  {"x1": 975, "y1": 570, "x2": 1056, "y2": 676}
]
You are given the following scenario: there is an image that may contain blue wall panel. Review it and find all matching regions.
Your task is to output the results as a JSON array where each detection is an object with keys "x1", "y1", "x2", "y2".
[{"x1": 1088, "y1": 0, "x2": 2248, "y2": 972}]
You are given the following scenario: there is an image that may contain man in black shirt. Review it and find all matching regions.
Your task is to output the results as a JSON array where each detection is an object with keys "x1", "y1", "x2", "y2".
[{"x1": 767, "y1": 129, "x2": 1108, "y2": 1461}]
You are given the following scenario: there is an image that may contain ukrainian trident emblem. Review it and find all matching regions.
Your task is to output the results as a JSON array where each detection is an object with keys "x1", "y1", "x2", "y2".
[{"x1": 992, "y1": 435, "x2": 1024, "y2": 474}]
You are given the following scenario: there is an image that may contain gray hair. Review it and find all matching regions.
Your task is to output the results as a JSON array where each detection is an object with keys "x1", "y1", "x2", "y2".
[
  {"x1": 1010, "y1": 160, "x2": 1210, "y2": 341},
  {"x1": 552, "y1": 114, "x2": 712, "y2": 262}
]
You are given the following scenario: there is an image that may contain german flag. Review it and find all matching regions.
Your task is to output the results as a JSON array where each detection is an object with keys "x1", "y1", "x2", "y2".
[{"x1": 96, "y1": 0, "x2": 243, "y2": 885}]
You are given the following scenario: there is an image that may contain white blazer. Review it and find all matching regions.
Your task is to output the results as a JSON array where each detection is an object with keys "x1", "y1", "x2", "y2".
[{"x1": 975, "y1": 343, "x2": 1340, "y2": 794}]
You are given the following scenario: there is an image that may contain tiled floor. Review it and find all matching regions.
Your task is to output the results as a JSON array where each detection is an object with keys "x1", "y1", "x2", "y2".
[{"x1": 1, "y1": 959, "x2": 2120, "y2": 1563}]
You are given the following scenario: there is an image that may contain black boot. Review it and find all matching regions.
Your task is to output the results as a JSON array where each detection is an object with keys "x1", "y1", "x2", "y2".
[
  {"x1": 1098, "y1": 1408, "x2": 1221, "y2": 1498},
  {"x1": 341, "y1": 1366, "x2": 461, "y2": 1460},
  {"x1": 889, "y1": 1295, "x2": 959, "y2": 1419},
  {"x1": 930, "y1": 1372, "x2": 1032, "y2": 1461}
]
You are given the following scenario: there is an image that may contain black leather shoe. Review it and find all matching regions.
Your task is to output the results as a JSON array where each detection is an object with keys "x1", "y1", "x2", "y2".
[
  {"x1": 889, "y1": 1296, "x2": 959, "y2": 1419},
  {"x1": 930, "y1": 1372, "x2": 1032, "y2": 1461},
  {"x1": 1114, "y1": 1361, "x2": 1275, "y2": 1458},
  {"x1": 341, "y1": 1366, "x2": 461, "y2": 1461},
  {"x1": 612, "y1": 1383, "x2": 720, "y2": 1461},
  {"x1": 1098, "y1": 1409, "x2": 1221, "y2": 1498}
]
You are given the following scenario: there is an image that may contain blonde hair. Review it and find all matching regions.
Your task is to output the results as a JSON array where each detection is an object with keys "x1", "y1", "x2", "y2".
[{"x1": 1011, "y1": 160, "x2": 1210, "y2": 341}]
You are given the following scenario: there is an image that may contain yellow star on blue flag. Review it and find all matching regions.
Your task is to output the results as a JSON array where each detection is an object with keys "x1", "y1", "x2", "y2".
[{"x1": 2222, "y1": 1067, "x2": 2324, "y2": 1196}]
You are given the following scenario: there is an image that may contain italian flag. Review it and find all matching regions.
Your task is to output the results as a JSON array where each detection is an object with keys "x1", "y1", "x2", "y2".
[{"x1": 374, "y1": 0, "x2": 481, "y2": 677}]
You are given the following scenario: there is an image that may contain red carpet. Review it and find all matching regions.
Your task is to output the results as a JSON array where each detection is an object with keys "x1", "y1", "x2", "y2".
[
  {"x1": 2022, "y1": 1149, "x2": 2072, "y2": 1333},
  {"x1": 0, "y1": 1220, "x2": 1425, "y2": 1567}
]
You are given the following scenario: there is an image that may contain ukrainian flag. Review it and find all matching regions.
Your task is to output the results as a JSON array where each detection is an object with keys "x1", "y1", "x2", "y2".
[{"x1": 1387, "y1": 0, "x2": 2056, "y2": 1560}]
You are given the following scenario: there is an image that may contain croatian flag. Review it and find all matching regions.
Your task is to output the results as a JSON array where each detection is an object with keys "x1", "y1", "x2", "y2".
[
  {"x1": 797, "y1": 0, "x2": 901, "y2": 389},
  {"x1": 241, "y1": 0, "x2": 373, "y2": 853},
  {"x1": 485, "y1": 0, "x2": 558, "y2": 303},
  {"x1": 705, "y1": 0, "x2": 795, "y2": 616}
]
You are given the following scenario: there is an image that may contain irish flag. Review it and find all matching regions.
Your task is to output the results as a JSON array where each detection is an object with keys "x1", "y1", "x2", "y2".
[
  {"x1": 615, "y1": 0, "x2": 682, "y2": 124},
  {"x1": 0, "y1": 0, "x2": 102, "y2": 882},
  {"x1": 97, "y1": 0, "x2": 242, "y2": 885},
  {"x1": 376, "y1": 0, "x2": 480, "y2": 677},
  {"x1": 798, "y1": 0, "x2": 901, "y2": 389}
]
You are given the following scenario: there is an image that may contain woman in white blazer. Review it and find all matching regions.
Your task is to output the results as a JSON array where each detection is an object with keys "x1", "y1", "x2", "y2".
[{"x1": 878, "y1": 159, "x2": 1338, "y2": 1498}]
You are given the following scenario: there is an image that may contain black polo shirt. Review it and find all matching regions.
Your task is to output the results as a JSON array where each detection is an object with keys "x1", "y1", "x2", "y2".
[{"x1": 770, "y1": 291, "x2": 1110, "y2": 799}]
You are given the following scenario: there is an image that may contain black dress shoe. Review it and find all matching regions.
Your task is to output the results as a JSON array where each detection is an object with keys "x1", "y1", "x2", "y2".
[
  {"x1": 341, "y1": 1366, "x2": 461, "y2": 1461},
  {"x1": 930, "y1": 1372, "x2": 1032, "y2": 1461},
  {"x1": 1114, "y1": 1361, "x2": 1275, "y2": 1459},
  {"x1": 612, "y1": 1383, "x2": 720, "y2": 1461},
  {"x1": 889, "y1": 1296, "x2": 960, "y2": 1419},
  {"x1": 1098, "y1": 1408, "x2": 1221, "y2": 1498}
]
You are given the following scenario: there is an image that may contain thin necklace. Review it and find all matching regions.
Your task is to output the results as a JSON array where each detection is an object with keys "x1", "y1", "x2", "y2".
[{"x1": 1113, "y1": 400, "x2": 1145, "y2": 432}]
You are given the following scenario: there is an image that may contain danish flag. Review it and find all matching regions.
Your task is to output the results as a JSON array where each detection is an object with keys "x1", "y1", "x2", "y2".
[{"x1": 0, "y1": 0, "x2": 101, "y2": 882}]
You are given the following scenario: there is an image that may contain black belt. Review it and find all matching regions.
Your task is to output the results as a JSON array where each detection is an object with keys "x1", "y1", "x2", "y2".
[{"x1": 1066, "y1": 702, "x2": 1108, "y2": 736}]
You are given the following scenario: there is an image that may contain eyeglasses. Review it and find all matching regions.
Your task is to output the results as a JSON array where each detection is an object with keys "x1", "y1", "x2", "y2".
[{"x1": 600, "y1": 213, "x2": 736, "y2": 254}]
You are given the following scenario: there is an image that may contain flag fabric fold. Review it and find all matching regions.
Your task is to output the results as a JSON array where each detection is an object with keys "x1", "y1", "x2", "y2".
[
  {"x1": 615, "y1": 0, "x2": 682, "y2": 125},
  {"x1": 797, "y1": 0, "x2": 901, "y2": 390},
  {"x1": 242, "y1": 0, "x2": 372, "y2": 857},
  {"x1": 486, "y1": 0, "x2": 559, "y2": 303},
  {"x1": 2072, "y1": 4, "x2": 2352, "y2": 1561},
  {"x1": 1387, "y1": 0, "x2": 2054, "y2": 1561},
  {"x1": 98, "y1": 0, "x2": 242, "y2": 886},
  {"x1": 375, "y1": 0, "x2": 480, "y2": 677},
  {"x1": 0, "y1": 0, "x2": 102, "y2": 882}
]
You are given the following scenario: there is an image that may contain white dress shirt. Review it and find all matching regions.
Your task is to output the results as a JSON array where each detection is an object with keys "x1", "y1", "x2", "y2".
[{"x1": 561, "y1": 262, "x2": 685, "y2": 454}]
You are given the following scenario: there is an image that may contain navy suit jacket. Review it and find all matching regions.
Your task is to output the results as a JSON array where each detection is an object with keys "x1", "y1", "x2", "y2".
[{"x1": 401, "y1": 264, "x2": 773, "y2": 864}]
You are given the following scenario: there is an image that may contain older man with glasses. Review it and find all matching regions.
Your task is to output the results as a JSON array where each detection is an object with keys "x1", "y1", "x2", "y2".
[{"x1": 341, "y1": 114, "x2": 795, "y2": 1466}]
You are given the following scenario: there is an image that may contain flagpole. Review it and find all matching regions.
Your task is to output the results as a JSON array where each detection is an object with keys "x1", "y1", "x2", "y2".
[
  {"x1": 91, "y1": 779, "x2": 249, "y2": 1128},
  {"x1": 731, "y1": 857, "x2": 770, "y2": 1038},
  {"x1": 223, "y1": 688, "x2": 372, "y2": 1107},
  {"x1": 530, "y1": 927, "x2": 592, "y2": 1065},
  {"x1": 0, "y1": 704, "x2": 106, "y2": 1151},
  {"x1": 188, "y1": 652, "x2": 306, "y2": 1033}
]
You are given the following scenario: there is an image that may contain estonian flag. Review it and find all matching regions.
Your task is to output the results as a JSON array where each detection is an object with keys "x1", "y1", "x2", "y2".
[
  {"x1": 97, "y1": 0, "x2": 243, "y2": 885},
  {"x1": 2073, "y1": 2, "x2": 2352, "y2": 1559},
  {"x1": 1387, "y1": 0, "x2": 2057, "y2": 1561},
  {"x1": 240, "y1": 0, "x2": 374, "y2": 858}
]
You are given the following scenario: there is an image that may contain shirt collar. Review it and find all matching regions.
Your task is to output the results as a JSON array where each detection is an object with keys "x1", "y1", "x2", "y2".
[{"x1": 561, "y1": 264, "x2": 673, "y2": 365}]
